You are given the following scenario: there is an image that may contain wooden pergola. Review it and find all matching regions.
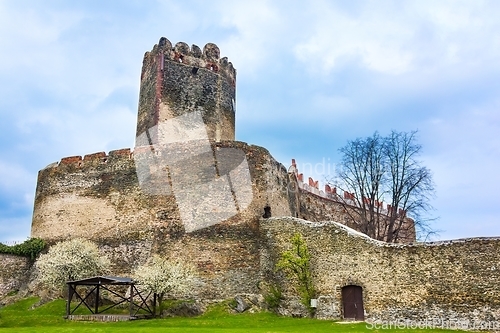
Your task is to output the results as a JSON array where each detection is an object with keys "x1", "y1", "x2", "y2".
[{"x1": 66, "y1": 276, "x2": 156, "y2": 321}]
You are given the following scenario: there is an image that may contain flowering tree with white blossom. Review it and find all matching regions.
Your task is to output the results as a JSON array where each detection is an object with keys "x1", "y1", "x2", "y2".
[
  {"x1": 35, "y1": 238, "x2": 110, "y2": 292},
  {"x1": 133, "y1": 255, "x2": 196, "y2": 313}
]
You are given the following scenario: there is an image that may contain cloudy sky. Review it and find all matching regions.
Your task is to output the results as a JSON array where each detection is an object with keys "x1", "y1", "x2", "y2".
[{"x1": 0, "y1": 0, "x2": 499, "y2": 242}]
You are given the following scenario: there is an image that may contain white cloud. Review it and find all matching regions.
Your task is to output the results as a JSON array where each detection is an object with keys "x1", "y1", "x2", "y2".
[
  {"x1": 421, "y1": 101, "x2": 500, "y2": 239},
  {"x1": 293, "y1": 0, "x2": 500, "y2": 75},
  {"x1": 294, "y1": 1, "x2": 415, "y2": 75},
  {"x1": 14, "y1": 103, "x2": 136, "y2": 159},
  {"x1": 0, "y1": 2, "x2": 83, "y2": 76},
  {"x1": 213, "y1": 0, "x2": 288, "y2": 76}
]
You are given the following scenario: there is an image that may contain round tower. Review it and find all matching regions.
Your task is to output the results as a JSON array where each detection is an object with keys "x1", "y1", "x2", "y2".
[{"x1": 136, "y1": 37, "x2": 236, "y2": 145}]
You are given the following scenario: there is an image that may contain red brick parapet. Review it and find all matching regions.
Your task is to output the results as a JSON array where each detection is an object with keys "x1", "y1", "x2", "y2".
[
  {"x1": 289, "y1": 158, "x2": 408, "y2": 217},
  {"x1": 44, "y1": 148, "x2": 134, "y2": 168}
]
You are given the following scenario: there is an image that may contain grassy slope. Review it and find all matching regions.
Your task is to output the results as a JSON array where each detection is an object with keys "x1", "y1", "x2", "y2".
[{"x1": 0, "y1": 298, "x2": 467, "y2": 333}]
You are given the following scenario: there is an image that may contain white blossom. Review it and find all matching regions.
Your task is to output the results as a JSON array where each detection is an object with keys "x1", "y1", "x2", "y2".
[
  {"x1": 133, "y1": 255, "x2": 195, "y2": 298},
  {"x1": 35, "y1": 238, "x2": 110, "y2": 290}
]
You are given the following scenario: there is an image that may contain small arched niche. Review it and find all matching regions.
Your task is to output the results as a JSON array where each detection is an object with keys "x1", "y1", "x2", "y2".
[{"x1": 262, "y1": 206, "x2": 271, "y2": 218}]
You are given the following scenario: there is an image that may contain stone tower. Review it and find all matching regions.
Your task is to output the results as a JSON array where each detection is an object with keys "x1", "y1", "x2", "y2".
[{"x1": 135, "y1": 37, "x2": 236, "y2": 146}]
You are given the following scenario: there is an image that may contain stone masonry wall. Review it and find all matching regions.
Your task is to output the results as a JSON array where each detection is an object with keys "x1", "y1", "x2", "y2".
[
  {"x1": 31, "y1": 141, "x2": 292, "y2": 299},
  {"x1": 261, "y1": 217, "x2": 500, "y2": 324},
  {"x1": 0, "y1": 254, "x2": 31, "y2": 300}
]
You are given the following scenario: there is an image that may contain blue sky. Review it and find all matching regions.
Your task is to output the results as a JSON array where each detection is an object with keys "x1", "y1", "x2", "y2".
[{"x1": 1, "y1": 0, "x2": 499, "y2": 242}]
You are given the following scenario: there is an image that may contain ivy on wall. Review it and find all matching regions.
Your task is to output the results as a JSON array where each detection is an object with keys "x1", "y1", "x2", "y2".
[{"x1": 276, "y1": 232, "x2": 316, "y2": 315}]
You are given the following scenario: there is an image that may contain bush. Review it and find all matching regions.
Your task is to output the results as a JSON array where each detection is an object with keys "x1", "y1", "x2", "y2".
[
  {"x1": 0, "y1": 238, "x2": 46, "y2": 260},
  {"x1": 264, "y1": 284, "x2": 284, "y2": 311}
]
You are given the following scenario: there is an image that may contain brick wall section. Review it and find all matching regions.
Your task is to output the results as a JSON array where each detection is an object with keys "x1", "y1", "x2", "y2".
[
  {"x1": 0, "y1": 254, "x2": 31, "y2": 299},
  {"x1": 260, "y1": 217, "x2": 500, "y2": 323}
]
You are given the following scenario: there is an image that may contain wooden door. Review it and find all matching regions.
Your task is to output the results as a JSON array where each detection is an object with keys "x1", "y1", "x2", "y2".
[{"x1": 342, "y1": 285, "x2": 365, "y2": 320}]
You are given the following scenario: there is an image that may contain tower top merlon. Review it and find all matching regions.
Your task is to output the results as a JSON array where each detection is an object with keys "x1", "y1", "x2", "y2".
[
  {"x1": 144, "y1": 37, "x2": 236, "y2": 86},
  {"x1": 136, "y1": 37, "x2": 237, "y2": 145}
]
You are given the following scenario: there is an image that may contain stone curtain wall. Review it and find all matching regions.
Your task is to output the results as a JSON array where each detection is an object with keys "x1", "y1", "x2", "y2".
[
  {"x1": 288, "y1": 163, "x2": 416, "y2": 243},
  {"x1": 0, "y1": 254, "x2": 31, "y2": 299},
  {"x1": 32, "y1": 148, "x2": 149, "y2": 244},
  {"x1": 28, "y1": 138, "x2": 500, "y2": 313},
  {"x1": 32, "y1": 141, "x2": 291, "y2": 244},
  {"x1": 260, "y1": 217, "x2": 500, "y2": 323},
  {"x1": 31, "y1": 141, "x2": 292, "y2": 299},
  {"x1": 294, "y1": 187, "x2": 415, "y2": 243}
]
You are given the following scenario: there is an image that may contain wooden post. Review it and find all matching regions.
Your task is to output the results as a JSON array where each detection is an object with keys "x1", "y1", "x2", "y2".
[
  {"x1": 94, "y1": 285, "x2": 99, "y2": 314},
  {"x1": 129, "y1": 284, "x2": 134, "y2": 318},
  {"x1": 66, "y1": 284, "x2": 74, "y2": 317},
  {"x1": 153, "y1": 292, "x2": 157, "y2": 317}
]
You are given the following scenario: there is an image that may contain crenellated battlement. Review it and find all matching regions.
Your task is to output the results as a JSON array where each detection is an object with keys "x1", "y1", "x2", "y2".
[
  {"x1": 137, "y1": 37, "x2": 237, "y2": 145},
  {"x1": 45, "y1": 149, "x2": 133, "y2": 169},
  {"x1": 289, "y1": 159, "x2": 406, "y2": 217},
  {"x1": 143, "y1": 37, "x2": 236, "y2": 85},
  {"x1": 288, "y1": 158, "x2": 349, "y2": 203}
]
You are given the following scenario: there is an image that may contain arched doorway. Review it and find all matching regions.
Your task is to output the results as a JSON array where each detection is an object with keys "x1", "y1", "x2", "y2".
[{"x1": 341, "y1": 285, "x2": 365, "y2": 320}]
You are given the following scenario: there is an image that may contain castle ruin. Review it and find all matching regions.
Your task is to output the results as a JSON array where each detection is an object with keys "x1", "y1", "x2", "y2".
[{"x1": 1, "y1": 38, "x2": 499, "y2": 325}]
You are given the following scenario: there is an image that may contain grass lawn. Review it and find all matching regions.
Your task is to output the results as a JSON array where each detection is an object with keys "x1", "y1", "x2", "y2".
[{"x1": 0, "y1": 297, "x2": 469, "y2": 333}]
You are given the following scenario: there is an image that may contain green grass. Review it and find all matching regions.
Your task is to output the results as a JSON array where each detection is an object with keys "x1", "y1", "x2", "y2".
[{"x1": 0, "y1": 297, "x2": 468, "y2": 333}]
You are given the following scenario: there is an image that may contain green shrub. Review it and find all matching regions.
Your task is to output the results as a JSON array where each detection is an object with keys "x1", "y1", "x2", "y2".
[
  {"x1": 0, "y1": 238, "x2": 46, "y2": 260},
  {"x1": 264, "y1": 284, "x2": 284, "y2": 311},
  {"x1": 227, "y1": 298, "x2": 238, "y2": 310}
]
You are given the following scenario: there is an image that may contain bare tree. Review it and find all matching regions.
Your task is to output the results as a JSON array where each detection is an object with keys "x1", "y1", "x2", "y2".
[
  {"x1": 334, "y1": 130, "x2": 435, "y2": 242},
  {"x1": 384, "y1": 131, "x2": 435, "y2": 242},
  {"x1": 337, "y1": 132, "x2": 386, "y2": 239}
]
